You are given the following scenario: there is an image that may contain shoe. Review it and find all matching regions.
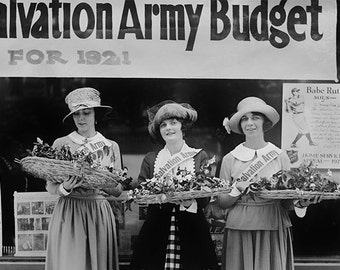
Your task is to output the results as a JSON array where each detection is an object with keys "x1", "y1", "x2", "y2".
[
  {"x1": 290, "y1": 143, "x2": 297, "y2": 148},
  {"x1": 309, "y1": 142, "x2": 317, "y2": 146}
]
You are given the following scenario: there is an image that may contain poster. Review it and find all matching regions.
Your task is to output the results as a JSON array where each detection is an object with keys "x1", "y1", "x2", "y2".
[
  {"x1": 13, "y1": 192, "x2": 58, "y2": 256},
  {"x1": 282, "y1": 83, "x2": 340, "y2": 169},
  {"x1": 0, "y1": 0, "x2": 337, "y2": 79}
]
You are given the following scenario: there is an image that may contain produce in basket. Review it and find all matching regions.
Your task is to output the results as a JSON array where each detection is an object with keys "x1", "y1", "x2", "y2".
[
  {"x1": 128, "y1": 156, "x2": 230, "y2": 203},
  {"x1": 17, "y1": 138, "x2": 132, "y2": 189},
  {"x1": 248, "y1": 162, "x2": 340, "y2": 199}
]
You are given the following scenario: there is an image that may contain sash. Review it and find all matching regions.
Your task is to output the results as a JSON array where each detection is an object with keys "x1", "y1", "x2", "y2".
[
  {"x1": 236, "y1": 145, "x2": 282, "y2": 182},
  {"x1": 75, "y1": 135, "x2": 111, "y2": 154},
  {"x1": 155, "y1": 148, "x2": 201, "y2": 178},
  {"x1": 68, "y1": 132, "x2": 113, "y2": 167}
]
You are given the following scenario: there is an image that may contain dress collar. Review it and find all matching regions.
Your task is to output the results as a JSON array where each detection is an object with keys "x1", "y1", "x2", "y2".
[
  {"x1": 230, "y1": 142, "x2": 280, "y2": 161},
  {"x1": 68, "y1": 131, "x2": 111, "y2": 146},
  {"x1": 154, "y1": 141, "x2": 197, "y2": 175}
]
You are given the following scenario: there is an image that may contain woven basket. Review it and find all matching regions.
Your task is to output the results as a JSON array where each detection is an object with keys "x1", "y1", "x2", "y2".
[
  {"x1": 258, "y1": 190, "x2": 340, "y2": 200},
  {"x1": 133, "y1": 187, "x2": 231, "y2": 205},
  {"x1": 19, "y1": 156, "x2": 120, "y2": 189}
]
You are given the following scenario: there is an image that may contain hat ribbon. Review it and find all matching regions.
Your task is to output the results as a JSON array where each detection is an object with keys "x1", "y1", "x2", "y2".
[
  {"x1": 222, "y1": 117, "x2": 231, "y2": 134},
  {"x1": 70, "y1": 101, "x2": 99, "y2": 111}
]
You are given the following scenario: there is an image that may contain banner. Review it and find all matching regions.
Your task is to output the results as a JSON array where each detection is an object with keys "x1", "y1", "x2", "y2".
[
  {"x1": 282, "y1": 83, "x2": 340, "y2": 169},
  {"x1": 0, "y1": 0, "x2": 337, "y2": 79}
]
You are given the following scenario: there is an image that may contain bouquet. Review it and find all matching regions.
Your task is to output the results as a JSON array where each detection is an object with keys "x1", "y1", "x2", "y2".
[
  {"x1": 128, "y1": 156, "x2": 230, "y2": 204},
  {"x1": 16, "y1": 138, "x2": 132, "y2": 190}
]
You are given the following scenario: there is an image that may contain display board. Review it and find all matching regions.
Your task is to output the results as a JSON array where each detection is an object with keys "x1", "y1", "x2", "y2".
[
  {"x1": 13, "y1": 192, "x2": 58, "y2": 256},
  {"x1": 12, "y1": 191, "x2": 226, "y2": 258}
]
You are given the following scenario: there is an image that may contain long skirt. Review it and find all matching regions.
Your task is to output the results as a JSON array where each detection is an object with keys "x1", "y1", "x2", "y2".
[
  {"x1": 221, "y1": 228, "x2": 294, "y2": 270},
  {"x1": 45, "y1": 196, "x2": 119, "y2": 270}
]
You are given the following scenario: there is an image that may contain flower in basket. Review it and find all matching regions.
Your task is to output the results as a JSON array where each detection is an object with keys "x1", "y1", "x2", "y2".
[
  {"x1": 19, "y1": 138, "x2": 133, "y2": 190},
  {"x1": 251, "y1": 161, "x2": 339, "y2": 193},
  {"x1": 128, "y1": 156, "x2": 230, "y2": 201}
]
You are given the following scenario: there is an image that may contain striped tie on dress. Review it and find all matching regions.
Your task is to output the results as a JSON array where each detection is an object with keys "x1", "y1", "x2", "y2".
[{"x1": 164, "y1": 208, "x2": 182, "y2": 270}]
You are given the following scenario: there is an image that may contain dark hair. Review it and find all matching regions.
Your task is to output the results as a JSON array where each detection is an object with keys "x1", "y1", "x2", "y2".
[
  {"x1": 154, "y1": 117, "x2": 193, "y2": 142},
  {"x1": 67, "y1": 107, "x2": 105, "y2": 128},
  {"x1": 238, "y1": 112, "x2": 273, "y2": 134},
  {"x1": 94, "y1": 107, "x2": 106, "y2": 122}
]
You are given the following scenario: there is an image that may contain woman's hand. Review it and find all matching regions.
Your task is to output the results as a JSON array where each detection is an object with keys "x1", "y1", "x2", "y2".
[
  {"x1": 295, "y1": 195, "x2": 323, "y2": 208},
  {"x1": 62, "y1": 175, "x2": 84, "y2": 192},
  {"x1": 235, "y1": 181, "x2": 251, "y2": 193},
  {"x1": 294, "y1": 195, "x2": 322, "y2": 218},
  {"x1": 102, "y1": 183, "x2": 123, "y2": 197}
]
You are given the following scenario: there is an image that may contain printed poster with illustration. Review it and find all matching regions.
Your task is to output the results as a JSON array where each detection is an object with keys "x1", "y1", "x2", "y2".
[{"x1": 282, "y1": 83, "x2": 340, "y2": 169}]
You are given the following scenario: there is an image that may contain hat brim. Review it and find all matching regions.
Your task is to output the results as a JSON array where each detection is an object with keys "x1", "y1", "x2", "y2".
[
  {"x1": 229, "y1": 104, "x2": 279, "y2": 134},
  {"x1": 62, "y1": 105, "x2": 112, "y2": 124}
]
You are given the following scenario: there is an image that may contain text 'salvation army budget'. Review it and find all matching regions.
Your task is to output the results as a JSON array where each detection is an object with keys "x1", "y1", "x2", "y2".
[{"x1": 2, "y1": 0, "x2": 324, "y2": 65}]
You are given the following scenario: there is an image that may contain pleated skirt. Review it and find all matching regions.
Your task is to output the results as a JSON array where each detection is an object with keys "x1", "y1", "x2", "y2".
[
  {"x1": 45, "y1": 196, "x2": 119, "y2": 270},
  {"x1": 221, "y1": 228, "x2": 294, "y2": 270}
]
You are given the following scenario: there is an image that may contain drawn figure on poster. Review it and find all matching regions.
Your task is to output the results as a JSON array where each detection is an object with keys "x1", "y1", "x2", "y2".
[{"x1": 284, "y1": 88, "x2": 316, "y2": 148}]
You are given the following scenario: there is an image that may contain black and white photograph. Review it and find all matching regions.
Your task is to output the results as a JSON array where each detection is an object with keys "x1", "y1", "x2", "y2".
[{"x1": 0, "y1": 0, "x2": 340, "y2": 269}]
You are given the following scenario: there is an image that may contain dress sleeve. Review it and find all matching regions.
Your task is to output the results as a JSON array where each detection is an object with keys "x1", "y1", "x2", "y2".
[
  {"x1": 46, "y1": 138, "x2": 64, "y2": 195},
  {"x1": 111, "y1": 140, "x2": 122, "y2": 170},
  {"x1": 279, "y1": 150, "x2": 295, "y2": 210},
  {"x1": 219, "y1": 154, "x2": 233, "y2": 183},
  {"x1": 51, "y1": 137, "x2": 65, "y2": 149},
  {"x1": 195, "y1": 150, "x2": 211, "y2": 209},
  {"x1": 196, "y1": 150, "x2": 209, "y2": 169},
  {"x1": 135, "y1": 152, "x2": 153, "y2": 187}
]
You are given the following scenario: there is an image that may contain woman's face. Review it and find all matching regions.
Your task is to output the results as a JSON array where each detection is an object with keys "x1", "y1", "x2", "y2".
[
  {"x1": 159, "y1": 118, "x2": 183, "y2": 143},
  {"x1": 240, "y1": 112, "x2": 264, "y2": 137},
  {"x1": 72, "y1": 108, "x2": 96, "y2": 133}
]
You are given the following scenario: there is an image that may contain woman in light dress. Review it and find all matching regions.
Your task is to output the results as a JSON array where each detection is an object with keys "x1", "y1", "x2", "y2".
[
  {"x1": 218, "y1": 96, "x2": 318, "y2": 270},
  {"x1": 45, "y1": 87, "x2": 122, "y2": 270}
]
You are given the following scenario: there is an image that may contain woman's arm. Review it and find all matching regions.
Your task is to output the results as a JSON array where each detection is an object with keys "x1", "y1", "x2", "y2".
[
  {"x1": 46, "y1": 137, "x2": 69, "y2": 195},
  {"x1": 130, "y1": 152, "x2": 153, "y2": 189},
  {"x1": 102, "y1": 141, "x2": 124, "y2": 196},
  {"x1": 216, "y1": 155, "x2": 240, "y2": 209}
]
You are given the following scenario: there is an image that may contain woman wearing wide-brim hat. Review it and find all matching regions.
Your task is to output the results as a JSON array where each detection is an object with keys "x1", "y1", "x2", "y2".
[
  {"x1": 130, "y1": 100, "x2": 219, "y2": 270},
  {"x1": 217, "y1": 96, "x2": 318, "y2": 270},
  {"x1": 45, "y1": 87, "x2": 122, "y2": 270}
]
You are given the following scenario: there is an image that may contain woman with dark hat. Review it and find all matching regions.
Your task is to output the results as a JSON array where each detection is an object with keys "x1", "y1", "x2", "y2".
[
  {"x1": 217, "y1": 97, "x2": 319, "y2": 270},
  {"x1": 130, "y1": 100, "x2": 219, "y2": 270},
  {"x1": 45, "y1": 87, "x2": 122, "y2": 270}
]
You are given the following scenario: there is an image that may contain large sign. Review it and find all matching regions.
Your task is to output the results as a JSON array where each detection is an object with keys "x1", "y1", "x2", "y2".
[
  {"x1": 282, "y1": 83, "x2": 340, "y2": 169},
  {"x1": 0, "y1": 0, "x2": 337, "y2": 79}
]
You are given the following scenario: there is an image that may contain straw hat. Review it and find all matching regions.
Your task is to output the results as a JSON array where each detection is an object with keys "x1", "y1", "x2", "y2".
[
  {"x1": 223, "y1": 97, "x2": 279, "y2": 134},
  {"x1": 147, "y1": 100, "x2": 197, "y2": 138},
  {"x1": 63, "y1": 87, "x2": 112, "y2": 123}
]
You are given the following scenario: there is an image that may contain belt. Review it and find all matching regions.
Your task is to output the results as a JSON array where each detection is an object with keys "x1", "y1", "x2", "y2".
[
  {"x1": 236, "y1": 201, "x2": 277, "y2": 206},
  {"x1": 65, "y1": 194, "x2": 107, "y2": 200}
]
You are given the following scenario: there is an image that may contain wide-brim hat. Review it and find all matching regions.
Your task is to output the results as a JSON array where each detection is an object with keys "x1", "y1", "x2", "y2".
[
  {"x1": 224, "y1": 97, "x2": 280, "y2": 134},
  {"x1": 147, "y1": 100, "x2": 197, "y2": 138},
  {"x1": 63, "y1": 87, "x2": 112, "y2": 123}
]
